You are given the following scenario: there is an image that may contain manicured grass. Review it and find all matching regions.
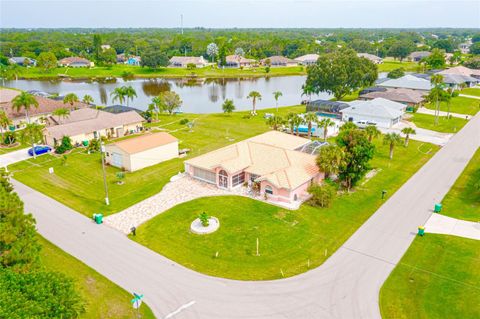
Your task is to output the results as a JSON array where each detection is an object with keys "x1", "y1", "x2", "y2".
[
  {"x1": 424, "y1": 96, "x2": 480, "y2": 116},
  {"x1": 410, "y1": 113, "x2": 468, "y2": 133},
  {"x1": 18, "y1": 64, "x2": 306, "y2": 80},
  {"x1": 380, "y1": 234, "x2": 480, "y2": 319},
  {"x1": 132, "y1": 139, "x2": 438, "y2": 280},
  {"x1": 10, "y1": 106, "x2": 305, "y2": 216},
  {"x1": 39, "y1": 236, "x2": 155, "y2": 319},
  {"x1": 378, "y1": 59, "x2": 419, "y2": 72},
  {"x1": 440, "y1": 147, "x2": 480, "y2": 221},
  {"x1": 461, "y1": 87, "x2": 480, "y2": 97}
]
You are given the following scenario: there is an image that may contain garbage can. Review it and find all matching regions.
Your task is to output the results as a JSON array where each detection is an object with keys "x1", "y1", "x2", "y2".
[
  {"x1": 418, "y1": 226, "x2": 425, "y2": 236},
  {"x1": 434, "y1": 203, "x2": 442, "y2": 213},
  {"x1": 82, "y1": 140, "x2": 89, "y2": 146},
  {"x1": 93, "y1": 213, "x2": 103, "y2": 224}
]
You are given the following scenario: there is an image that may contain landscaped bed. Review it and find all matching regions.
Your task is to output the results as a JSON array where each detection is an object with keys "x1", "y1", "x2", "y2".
[
  {"x1": 410, "y1": 113, "x2": 468, "y2": 133},
  {"x1": 131, "y1": 139, "x2": 438, "y2": 280},
  {"x1": 380, "y1": 234, "x2": 480, "y2": 319}
]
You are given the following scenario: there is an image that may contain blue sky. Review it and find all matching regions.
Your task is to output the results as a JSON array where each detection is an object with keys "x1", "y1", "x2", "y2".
[{"x1": 1, "y1": 0, "x2": 479, "y2": 28}]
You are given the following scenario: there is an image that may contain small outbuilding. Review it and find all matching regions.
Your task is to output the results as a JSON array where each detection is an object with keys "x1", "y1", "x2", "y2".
[{"x1": 105, "y1": 132, "x2": 178, "y2": 172}]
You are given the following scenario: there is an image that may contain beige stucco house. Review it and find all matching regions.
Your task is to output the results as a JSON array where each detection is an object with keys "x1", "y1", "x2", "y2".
[
  {"x1": 105, "y1": 132, "x2": 178, "y2": 172},
  {"x1": 184, "y1": 131, "x2": 323, "y2": 205}
]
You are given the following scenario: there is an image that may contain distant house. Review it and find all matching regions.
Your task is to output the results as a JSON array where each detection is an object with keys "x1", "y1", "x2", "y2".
[
  {"x1": 43, "y1": 108, "x2": 144, "y2": 146},
  {"x1": 105, "y1": 132, "x2": 178, "y2": 172},
  {"x1": 359, "y1": 88, "x2": 426, "y2": 107},
  {"x1": 260, "y1": 56, "x2": 298, "y2": 67},
  {"x1": 341, "y1": 98, "x2": 406, "y2": 128},
  {"x1": 117, "y1": 54, "x2": 141, "y2": 66},
  {"x1": 459, "y1": 42, "x2": 471, "y2": 54},
  {"x1": 441, "y1": 74, "x2": 479, "y2": 89},
  {"x1": 102, "y1": 105, "x2": 143, "y2": 115},
  {"x1": 8, "y1": 57, "x2": 36, "y2": 66},
  {"x1": 169, "y1": 56, "x2": 208, "y2": 68},
  {"x1": 377, "y1": 75, "x2": 432, "y2": 91},
  {"x1": 224, "y1": 55, "x2": 256, "y2": 68},
  {"x1": 101, "y1": 44, "x2": 111, "y2": 51},
  {"x1": 437, "y1": 65, "x2": 480, "y2": 79},
  {"x1": 357, "y1": 53, "x2": 383, "y2": 64},
  {"x1": 408, "y1": 51, "x2": 431, "y2": 62},
  {"x1": 58, "y1": 57, "x2": 93, "y2": 67},
  {"x1": 294, "y1": 54, "x2": 320, "y2": 66}
]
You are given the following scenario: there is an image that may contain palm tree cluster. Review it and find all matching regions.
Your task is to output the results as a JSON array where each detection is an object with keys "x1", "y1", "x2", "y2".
[
  {"x1": 266, "y1": 111, "x2": 335, "y2": 140},
  {"x1": 149, "y1": 91, "x2": 183, "y2": 119},
  {"x1": 110, "y1": 86, "x2": 137, "y2": 107}
]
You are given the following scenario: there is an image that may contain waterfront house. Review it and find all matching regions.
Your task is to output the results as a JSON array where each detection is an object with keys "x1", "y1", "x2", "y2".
[
  {"x1": 260, "y1": 56, "x2": 298, "y2": 67},
  {"x1": 58, "y1": 57, "x2": 93, "y2": 67},
  {"x1": 8, "y1": 57, "x2": 36, "y2": 66},
  {"x1": 359, "y1": 88, "x2": 426, "y2": 107},
  {"x1": 341, "y1": 98, "x2": 406, "y2": 128},
  {"x1": 294, "y1": 54, "x2": 320, "y2": 66},
  {"x1": 169, "y1": 56, "x2": 208, "y2": 68},
  {"x1": 225, "y1": 55, "x2": 256, "y2": 68},
  {"x1": 377, "y1": 75, "x2": 432, "y2": 92}
]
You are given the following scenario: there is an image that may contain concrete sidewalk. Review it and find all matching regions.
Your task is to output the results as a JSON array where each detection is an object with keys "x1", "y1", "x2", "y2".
[
  {"x1": 425, "y1": 214, "x2": 480, "y2": 240},
  {"x1": 459, "y1": 94, "x2": 480, "y2": 100},
  {"x1": 0, "y1": 148, "x2": 31, "y2": 168}
]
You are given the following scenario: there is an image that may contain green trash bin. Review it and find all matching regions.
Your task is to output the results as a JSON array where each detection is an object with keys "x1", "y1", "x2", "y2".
[
  {"x1": 418, "y1": 226, "x2": 425, "y2": 236},
  {"x1": 93, "y1": 213, "x2": 103, "y2": 224},
  {"x1": 434, "y1": 203, "x2": 442, "y2": 213},
  {"x1": 82, "y1": 140, "x2": 89, "y2": 146}
]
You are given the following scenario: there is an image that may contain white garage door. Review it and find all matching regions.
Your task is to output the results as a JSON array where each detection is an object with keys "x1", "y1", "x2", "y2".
[{"x1": 111, "y1": 153, "x2": 123, "y2": 168}]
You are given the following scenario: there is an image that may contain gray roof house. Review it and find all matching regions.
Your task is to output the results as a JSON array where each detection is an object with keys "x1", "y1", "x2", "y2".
[
  {"x1": 357, "y1": 53, "x2": 383, "y2": 64},
  {"x1": 260, "y1": 56, "x2": 298, "y2": 67},
  {"x1": 408, "y1": 51, "x2": 431, "y2": 62},
  {"x1": 359, "y1": 88, "x2": 426, "y2": 106},
  {"x1": 442, "y1": 74, "x2": 479, "y2": 89},
  {"x1": 8, "y1": 57, "x2": 37, "y2": 66},
  {"x1": 377, "y1": 75, "x2": 432, "y2": 91},
  {"x1": 294, "y1": 54, "x2": 320, "y2": 65},
  {"x1": 341, "y1": 98, "x2": 406, "y2": 128}
]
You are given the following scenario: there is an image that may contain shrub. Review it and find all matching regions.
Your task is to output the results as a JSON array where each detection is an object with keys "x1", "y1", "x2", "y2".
[
  {"x1": 387, "y1": 67, "x2": 405, "y2": 79},
  {"x1": 199, "y1": 212, "x2": 210, "y2": 227},
  {"x1": 186, "y1": 63, "x2": 196, "y2": 70},
  {"x1": 87, "y1": 138, "x2": 100, "y2": 152},
  {"x1": 179, "y1": 118, "x2": 189, "y2": 125},
  {"x1": 307, "y1": 182, "x2": 336, "y2": 208},
  {"x1": 116, "y1": 172, "x2": 125, "y2": 184},
  {"x1": 55, "y1": 136, "x2": 73, "y2": 154},
  {"x1": 3, "y1": 131, "x2": 16, "y2": 145}
]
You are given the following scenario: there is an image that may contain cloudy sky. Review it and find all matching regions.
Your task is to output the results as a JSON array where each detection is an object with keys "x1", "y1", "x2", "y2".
[{"x1": 1, "y1": 0, "x2": 479, "y2": 28}]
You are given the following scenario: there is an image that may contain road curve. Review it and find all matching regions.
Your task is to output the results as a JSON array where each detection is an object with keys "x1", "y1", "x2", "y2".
[{"x1": 14, "y1": 113, "x2": 480, "y2": 319}]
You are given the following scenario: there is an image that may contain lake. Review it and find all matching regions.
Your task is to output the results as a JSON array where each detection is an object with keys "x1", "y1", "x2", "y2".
[{"x1": 4, "y1": 76, "x2": 331, "y2": 114}]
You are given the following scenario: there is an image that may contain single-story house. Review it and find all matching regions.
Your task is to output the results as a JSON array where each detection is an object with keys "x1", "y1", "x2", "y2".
[
  {"x1": 408, "y1": 51, "x2": 431, "y2": 62},
  {"x1": 224, "y1": 55, "x2": 256, "y2": 68},
  {"x1": 377, "y1": 75, "x2": 432, "y2": 92},
  {"x1": 441, "y1": 74, "x2": 479, "y2": 89},
  {"x1": 459, "y1": 42, "x2": 471, "y2": 54},
  {"x1": 294, "y1": 54, "x2": 320, "y2": 66},
  {"x1": 105, "y1": 132, "x2": 178, "y2": 172},
  {"x1": 341, "y1": 98, "x2": 406, "y2": 128},
  {"x1": 117, "y1": 54, "x2": 141, "y2": 66},
  {"x1": 359, "y1": 88, "x2": 426, "y2": 106},
  {"x1": 169, "y1": 56, "x2": 208, "y2": 68},
  {"x1": 184, "y1": 131, "x2": 324, "y2": 205},
  {"x1": 437, "y1": 66, "x2": 480, "y2": 79},
  {"x1": 260, "y1": 56, "x2": 298, "y2": 67},
  {"x1": 8, "y1": 57, "x2": 37, "y2": 66},
  {"x1": 306, "y1": 100, "x2": 350, "y2": 118},
  {"x1": 58, "y1": 57, "x2": 93, "y2": 67},
  {"x1": 102, "y1": 105, "x2": 143, "y2": 115},
  {"x1": 43, "y1": 108, "x2": 144, "y2": 146},
  {"x1": 357, "y1": 53, "x2": 383, "y2": 64}
]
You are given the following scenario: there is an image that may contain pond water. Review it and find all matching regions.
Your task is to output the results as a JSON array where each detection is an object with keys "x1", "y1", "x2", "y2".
[{"x1": 4, "y1": 76, "x2": 331, "y2": 114}]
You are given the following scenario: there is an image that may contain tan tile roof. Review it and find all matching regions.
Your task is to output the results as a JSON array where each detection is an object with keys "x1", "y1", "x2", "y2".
[
  {"x1": 169, "y1": 56, "x2": 207, "y2": 65},
  {"x1": 294, "y1": 54, "x2": 320, "y2": 62},
  {"x1": 0, "y1": 88, "x2": 20, "y2": 104},
  {"x1": 59, "y1": 57, "x2": 91, "y2": 65},
  {"x1": 438, "y1": 66, "x2": 480, "y2": 77},
  {"x1": 360, "y1": 88, "x2": 426, "y2": 104},
  {"x1": 110, "y1": 132, "x2": 177, "y2": 154},
  {"x1": 185, "y1": 131, "x2": 318, "y2": 190},
  {"x1": 225, "y1": 55, "x2": 256, "y2": 64}
]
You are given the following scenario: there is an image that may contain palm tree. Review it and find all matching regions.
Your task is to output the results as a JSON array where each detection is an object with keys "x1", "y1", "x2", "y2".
[
  {"x1": 401, "y1": 127, "x2": 416, "y2": 147},
  {"x1": 266, "y1": 115, "x2": 284, "y2": 131},
  {"x1": 291, "y1": 114, "x2": 303, "y2": 136},
  {"x1": 151, "y1": 96, "x2": 162, "y2": 120},
  {"x1": 316, "y1": 145, "x2": 345, "y2": 178},
  {"x1": 317, "y1": 118, "x2": 335, "y2": 141},
  {"x1": 304, "y1": 112, "x2": 318, "y2": 138},
  {"x1": 383, "y1": 133, "x2": 402, "y2": 160},
  {"x1": 110, "y1": 87, "x2": 126, "y2": 105},
  {"x1": 222, "y1": 99, "x2": 235, "y2": 114},
  {"x1": 430, "y1": 74, "x2": 444, "y2": 125},
  {"x1": 52, "y1": 107, "x2": 70, "y2": 120},
  {"x1": 273, "y1": 91, "x2": 283, "y2": 112},
  {"x1": 339, "y1": 121, "x2": 357, "y2": 131},
  {"x1": 0, "y1": 110, "x2": 11, "y2": 143},
  {"x1": 19, "y1": 123, "x2": 43, "y2": 159},
  {"x1": 286, "y1": 112, "x2": 297, "y2": 134},
  {"x1": 63, "y1": 93, "x2": 79, "y2": 108},
  {"x1": 365, "y1": 125, "x2": 381, "y2": 142},
  {"x1": 11, "y1": 91, "x2": 39, "y2": 124},
  {"x1": 82, "y1": 94, "x2": 94, "y2": 105},
  {"x1": 123, "y1": 86, "x2": 137, "y2": 107},
  {"x1": 247, "y1": 91, "x2": 262, "y2": 115}
]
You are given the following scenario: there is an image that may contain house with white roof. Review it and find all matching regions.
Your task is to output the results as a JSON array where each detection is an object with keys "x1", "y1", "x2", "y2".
[
  {"x1": 357, "y1": 53, "x2": 383, "y2": 64},
  {"x1": 341, "y1": 98, "x2": 406, "y2": 128},
  {"x1": 294, "y1": 54, "x2": 320, "y2": 66},
  {"x1": 377, "y1": 75, "x2": 432, "y2": 92},
  {"x1": 169, "y1": 56, "x2": 208, "y2": 68}
]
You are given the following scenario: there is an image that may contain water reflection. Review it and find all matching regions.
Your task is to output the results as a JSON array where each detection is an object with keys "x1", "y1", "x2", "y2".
[
  {"x1": 99, "y1": 87, "x2": 108, "y2": 105},
  {"x1": 142, "y1": 79, "x2": 171, "y2": 96}
]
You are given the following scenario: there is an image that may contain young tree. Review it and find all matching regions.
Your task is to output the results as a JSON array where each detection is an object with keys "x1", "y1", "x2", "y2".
[
  {"x1": 305, "y1": 49, "x2": 377, "y2": 100},
  {"x1": 387, "y1": 68, "x2": 405, "y2": 79},
  {"x1": 383, "y1": 133, "x2": 402, "y2": 159},
  {"x1": 304, "y1": 112, "x2": 318, "y2": 138},
  {"x1": 82, "y1": 94, "x2": 94, "y2": 105},
  {"x1": 273, "y1": 91, "x2": 283, "y2": 112},
  {"x1": 62, "y1": 93, "x2": 79, "y2": 108},
  {"x1": 424, "y1": 48, "x2": 446, "y2": 69},
  {"x1": 11, "y1": 92, "x2": 38, "y2": 124},
  {"x1": 247, "y1": 91, "x2": 262, "y2": 115},
  {"x1": 266, "y1": 115, "x2": 284, "y2": 131},
  {"x1": 52, "y1": 107, "x2": 70, "y2": 120},
  {"x1": 0, "y1": 110, "x2": 11, "y2": 143},
  {"x1": 365, "y1": 125, "x2": 381, "y2": 142},
  {"x1": 401, "y1": 127, "x2": 416, "y2": 147},
  {"x1": 316, "y1": 144, "x2": 345, "y2": 178},
  {"x1": 307, "y1": 182, "x2": 336, "y2": 208},
  {"x1": 317, "y1": 117, "x2": 335, "y2": 141},
  {"x1": 98, "y1": 48, "x2": 117, "y2": 65},
  {"x1": 36, "y1": 52, "x2": 58, "y2": 72},
  {"x1": 206, "y1": 43, "x2": 219, "y2": 62},
  {"x1": 160, "y1": 91, "x2": 182, "y2": 114},
  {"x1": 19, "y1": 123, "x2": 43, "y2": 159},
  {"x1": 222, "y1": 99, "x2": 235, "y2": 114}
]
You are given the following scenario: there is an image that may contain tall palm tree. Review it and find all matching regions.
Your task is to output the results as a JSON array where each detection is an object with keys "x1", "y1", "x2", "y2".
[
  {"x1": 365, "y1": 125, "x2": 381, "y2": 142},
  {"x1": 63, "y1": 93, "x2": 79, "y2": 108},
  {"x1": 304, "y1": 112, "x2": 318, "y2": 138},
  {"x1": 317, "y1": 118, "x2": 335, "y2": 141},
  {"x1": 273, "y1": 91, "x2": 283, "y2": 112},
  {"x1": 291, "y1": 114, "x2": 303, "y2": 136},
  {"x1": 123, "y1": 86, "x2": 137, "y2": 107},
  {"x1": 430, "y1": 74, "x2": 444, "y2": 125},
  {"x1": 151, "y1": 96, "x2": 163, "y2": 119},
  {"x1": 266, "y1": 115, "x2": 284, "y2": 131},
  {"x1": 247, "y1": 91, "x2": 262, "y2": 115},
  {"x1": 401, "y1": 127, "x2": 416, "y2": 147},
  {"x1": 19, "y1": 123, "x2": 43, "y2": 159},
  {"x1": 11, "y1": 91, "x2": 38, "y2": 124},
  {"x1": 0, "y1": 110, "x2": 11, "y2": 143},
  {"x1": 316, "y1": 145, "x2": 345, "y2": 178},
  {"x1": 383, "y1": 133, "x2": 402, "y2": 160},
  {"x1": 110, "y1": 87, "x2": 126, "y2": 105},
  {"x1": 286, "y1": 112, "x2": 297, "y2": 134},
  {"x1": 82, "y1": 94, "x2": 94, "y2": 105},
  {"x1": 52, "y1": 107, "x2": 70, "y2": 120}
]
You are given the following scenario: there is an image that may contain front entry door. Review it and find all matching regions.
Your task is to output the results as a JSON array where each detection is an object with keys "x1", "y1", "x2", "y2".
[{"x1": 218, "y1": 170, "x2": 228, "y2": 188}]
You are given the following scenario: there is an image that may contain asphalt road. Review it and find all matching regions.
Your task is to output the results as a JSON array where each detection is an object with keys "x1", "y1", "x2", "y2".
[{"x1": 14, "y1": 112, "x2": 480, "y2": 319}]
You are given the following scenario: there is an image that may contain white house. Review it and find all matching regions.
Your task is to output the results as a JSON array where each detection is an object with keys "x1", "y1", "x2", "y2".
[
  {"x1": 169, "y1": 56, "x2": 208, "y2": 68},
  {"x1": 294, "y1": 54, "x2": 320, "y2": 66},
  {"x1": 341, "y1": 98, "x2": 406, "y2": 128},
  {"x1": 377, "y1": 75, "x2": 432, "y2": 92}
]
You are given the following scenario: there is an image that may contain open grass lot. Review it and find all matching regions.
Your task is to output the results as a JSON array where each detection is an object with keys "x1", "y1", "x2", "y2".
[
  {"x1": 10, "y1": 106, "x2": 305, "y2": 216},
  {"x1": 18, "y1": 64, "x2": 306, "y2": 79},
  {"x1": 410, "y1": 113, "x2": 468, "y2": 133},
  {"x1": 132, "y1": 139, "x2": 438, "y2": 280},
  {"x1": 377, "y1": 59, "x2": 419, "y2": 72},
  {"x1": 380, "y1": 234, "x2": 480, "y2": 319},
  {"x1": 440, "y1": 148, "x2": 480, "y2": 221},
  {"x1": 39, "y1": 236, "x2": 155, "y2": 319},
  {"x1": 424, "y1": 96, "x2": 480, "y2": 116},
  {"x1": 461, "y1": 87, "x2": 480, "y2": 97}
]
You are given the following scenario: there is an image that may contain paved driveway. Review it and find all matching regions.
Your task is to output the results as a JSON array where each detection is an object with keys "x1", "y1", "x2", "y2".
[
  {"x1": 380, "y1": 121, "x2": 453, "y2": 146},
  {"x1": 0, "y1": 148, "x2": 31, "y2": 168},
  {"x1": 13, "y1": 113, "x2": 480, "y2": 319}
]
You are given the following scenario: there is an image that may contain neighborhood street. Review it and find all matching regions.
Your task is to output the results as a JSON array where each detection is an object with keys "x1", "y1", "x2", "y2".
[{"x1": 13, "y1": 112, "x2": 480, "y2": 319}]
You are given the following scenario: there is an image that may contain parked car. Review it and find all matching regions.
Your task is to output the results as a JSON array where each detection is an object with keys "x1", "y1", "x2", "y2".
[
  {"x1": 356, "y1": 120, "x2": 377, "y2": 128},
  {"x1": 28, "y1": 145, "x2": 52, "y2": 157}
]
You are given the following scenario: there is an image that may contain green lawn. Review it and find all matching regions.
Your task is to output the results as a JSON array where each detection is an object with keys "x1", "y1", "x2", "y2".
[
  {"x1": 380, "y1": 234, "x2": 480, "y2": 319},
  {"x1": 409, "y1": 113, "x2": 468, "y2": 133},
  {"x1": 18, "y1": 64, "x2": 306, "y2": 79},
  {"x1": 0, "y1": 141, "x2": 29, "y2": 154},
  {"x1": 378, "y1": 59, "x2": 419, "y2": 72},
  {"x1": 461, "y1": 87, "x2": 480, "y2": 97},
  {"x1": 424, "y1": 96, "x2": 480, "y2": 116},
  {"x1": 39, "y1": 236, "x2": 155, "y2": 319},
  {"x1": 10, "y1": 106, "x2": 306, "y2": 216},
  {"x1": 440, "y1": 148, "x2": 480, "y2": 221},
  {"x1": 131, "y1": 139, "x2": 438, "y2": 280}
]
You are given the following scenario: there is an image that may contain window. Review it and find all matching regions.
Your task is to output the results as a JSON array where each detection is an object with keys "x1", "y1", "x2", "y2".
[
  {"x1": 232, "y1": 172, "x2": 245, "y2": 187},
  {"x1": 265, "y1": 185, "x2": 273, "y2": 195},
  {"x1": 193, "y1": 167, "x2": 216, "y2": 184},
  {"x1": 249, "y1": 174, "x2": 260, "y2": 182}
]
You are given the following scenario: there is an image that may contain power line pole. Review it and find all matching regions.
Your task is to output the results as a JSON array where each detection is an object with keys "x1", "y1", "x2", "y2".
[
  {"x1": 100, "y1": 140, "x2": 110, "y2": 206},
  {"x1": 181, "y1": 14, "x2": 184, "y2": 35}
]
